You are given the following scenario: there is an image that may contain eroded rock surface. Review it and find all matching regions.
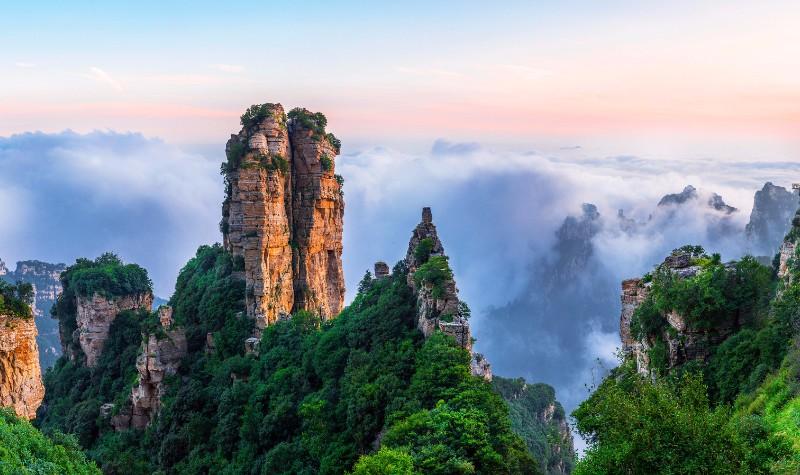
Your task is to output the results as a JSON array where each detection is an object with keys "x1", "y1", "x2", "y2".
[
  {"x1": 0, "y1": 313, "x2": 44, "y2": 419},
  {"x1": 113, "y1": 311, "x2": 187, "y2": 430},
  {"x1": 221, "y1": 103, "x2": 344, "y2": 330},
  {"x1": 75, "y1": 292, "x2": 153, "y2": 367}
]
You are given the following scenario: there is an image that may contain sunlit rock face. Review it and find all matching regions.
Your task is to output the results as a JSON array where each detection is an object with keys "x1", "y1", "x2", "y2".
[
  {"x1": 0, "y1": 312, "x2": 44, "y2": 420},
  {"x1": 221, "y1": 103, "x2": 344, "y2": 330}
]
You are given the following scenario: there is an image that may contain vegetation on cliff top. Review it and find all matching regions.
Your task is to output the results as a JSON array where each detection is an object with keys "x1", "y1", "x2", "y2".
[
  {"x1": 55, "y1": 253, "x2": 151, "y2": 300},
  {"x1": 0, "y1": 280, "x2": 34, "y2": 318},
  {"x1": 288, "y1": 107, "x2": 341, "y2": 153},
  {"x1": 41, "y1": 245, "x2": 538, "y2": 474},
  {"x1": 631, "y1": 250, "x2": 774, "y2": 379},
  {"x1": 573, "y1": 363, "x2": 793, "y2": 474},
  {"x1": 575, "y1": 230, "x2": 800, "y2": 472},
  {"x1": 0, "y1": 408, "x2": 100, "y2": 474}
]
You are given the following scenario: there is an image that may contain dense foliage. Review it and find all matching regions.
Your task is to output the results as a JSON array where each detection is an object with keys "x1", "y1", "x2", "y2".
[
  {"x1": 38, "y1": 308, "x2": 153, "y2": 448},
  {"x1": 630, "y1": 250, "x2": 774, "y2": 376},
  {"x1": 55, "y1": 253, "x2": 151, "y2": 300},
  {"x1": 492, "y1": 377, "x2": 574, "y2": 475},
  {"x1": 0, "y1": 279, "x2": 34, "y2": 318},
  {"x1": 48, "y1": 253, "x2": 152, "y2": 367},
  {"x1": 573, "y1": 363, "x2": 793, "y2": 474},
  {"x1": 42, "y1": 245, "x2": 538, "y2": 474},
  {"x1": 413, "y1": 256, "x2": 453, "y2": 299},
  {"x1": 0, "y1": 409, "x2": 100, "y2": 474},
  {"x1": 575, "y1": 236, "x2": 800, "y2": 473},
  {"x1": 240, "y1": 103, "x2": 279, "y2": 129}
]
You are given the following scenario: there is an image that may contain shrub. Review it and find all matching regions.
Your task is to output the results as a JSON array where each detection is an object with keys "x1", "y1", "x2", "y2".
[
  {"x1": 320, "y1": 153, "x2": 333, "y2": 172},
  {"x1": 326, "y1": 133, "x2": 341, "y2": 154},
  {"x1": 573, "y1": 365, "x2": 791, "y2": 474},
  {"x1": 413, "y1": 238, "x2": 435, "y2": 265},
  {"x1": 413, "y1": 256, "x2": 453, "y2": 299},
  {"x1": 0, "y1": 409, "x2": 100, "y2": 474},
  {"x1": 240, "y1": 103, "x2": 275, "y2": 129},
  {"x1": 288, "y1": 108, "x2": 327, "y2": 137},
  {"x1": 0, "y1": 280, "x2": 34, "y2": 318}
]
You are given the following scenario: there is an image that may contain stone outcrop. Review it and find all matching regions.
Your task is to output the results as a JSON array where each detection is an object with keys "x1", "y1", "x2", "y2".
[
  {"x1": 0, "y1": 259, "x2": 66, "y2": 369},
  {"x1": 75, "y1": 292, "x2": 153, "y2": 367},
  {"x1": 221, "y1": 103, "x2": 344, "y2": 330},
  {"x1": 112, "y1": 308, "x2": 186, "y2": 430},
  {"x1": 746, "y1": 182, "x2": 799, "y2": 255},
  {"x1": 401, "y1": 207, "x2": 491, "y2": 380},
  {"x1": 620, "y1": 253, "x2": 736, "y2": 375},
  {"x1": 0, "y1": 313, "x2": 44, "y2": 419},
  {"x1": 374, "y1": 261, "x2": 390, "y2": 279}
]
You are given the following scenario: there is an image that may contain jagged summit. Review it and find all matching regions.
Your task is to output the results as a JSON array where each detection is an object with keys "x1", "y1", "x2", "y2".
[
  {"x1": 658, "y1": 185, "x2": 736, "y2": 213},
  {"x1": 386, "y1": 207, "x2": 491, "y2": 379},
  {"x1": 221, "y1": 103, "x2": 345, "y2": 330}
]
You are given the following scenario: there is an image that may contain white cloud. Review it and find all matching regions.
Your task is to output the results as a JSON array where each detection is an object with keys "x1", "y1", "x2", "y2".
[{"x1": 15, "y1": 62, "x2": 35, "y2": 68}]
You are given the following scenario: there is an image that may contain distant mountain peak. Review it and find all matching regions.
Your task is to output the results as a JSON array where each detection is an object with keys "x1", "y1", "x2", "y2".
[
  {"x1": 657, "y1": 185, "x2": 736, "y2": 214},
  {"x1": 746, "y1": 181, "x2": 799, "y2": 255}
]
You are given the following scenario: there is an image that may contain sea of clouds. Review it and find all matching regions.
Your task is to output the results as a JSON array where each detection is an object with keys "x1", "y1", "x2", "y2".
[{"x1": 1, "y1": 130, "x2": 798, "y2": 434}]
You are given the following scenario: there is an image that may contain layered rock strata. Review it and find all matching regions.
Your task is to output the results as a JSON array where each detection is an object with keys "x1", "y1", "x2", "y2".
[
  {"x1": 0, "y1": 313, "x2": 44, "y2": 419},
  {"x1": 75, "y1": 292, "x2": 153, "y2": 367},
  {"x1": 221, "y1": 103, "x2": 344, "y2": 330}
]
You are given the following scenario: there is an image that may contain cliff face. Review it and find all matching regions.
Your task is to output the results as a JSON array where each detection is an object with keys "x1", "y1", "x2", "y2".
[
  {"x1": 75, "y1": 292, "x2": 153, "y2": 367},
  {"x1": 401, "y1": 207, "x2": 491, "y2": 380},
  {"x1": 222, "y1": 103, "x2": 344, "y2": 330},
  {"x1": 112, "y1": 309, "x2": 186, "y2": 430},
  {"x1": 0, "y1": 313, "x2": 44, "y2": 419},
  {"x1": 746, "y1": 182, "x2": 799, "y2": 256},
  {"x1": 1, "y1": 260, "x2": 66, "y2": 369},
  {"x1": 620, "y1": 254, "x2": 737, "y2": 375}
]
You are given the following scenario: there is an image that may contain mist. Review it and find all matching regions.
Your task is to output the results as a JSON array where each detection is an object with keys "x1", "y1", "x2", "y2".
[{"x1": 2, "y1": 130, "x2": 798, "y2": 424}]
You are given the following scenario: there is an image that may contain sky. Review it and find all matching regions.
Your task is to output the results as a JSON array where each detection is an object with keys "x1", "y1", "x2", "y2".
[
  {"x1": 2, "y1": 1, "x2": 799, "y2": 156},
  {"x1": 2, "y1": 0, "x2": 800, "y2": 449}
]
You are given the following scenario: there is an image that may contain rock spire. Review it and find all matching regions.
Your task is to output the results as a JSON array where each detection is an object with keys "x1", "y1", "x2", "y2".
[{"x1": 221, "y1": 103, "x2": 345, "y2": 330}]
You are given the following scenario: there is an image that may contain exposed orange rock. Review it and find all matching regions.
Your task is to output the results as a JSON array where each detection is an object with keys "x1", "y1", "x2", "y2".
[
  {"x1": 222, "y1": 103, "x2": 344, "y2": 330},
  {"x1": 0, "y1": 313, "x2": 44, "y2": 419}
]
